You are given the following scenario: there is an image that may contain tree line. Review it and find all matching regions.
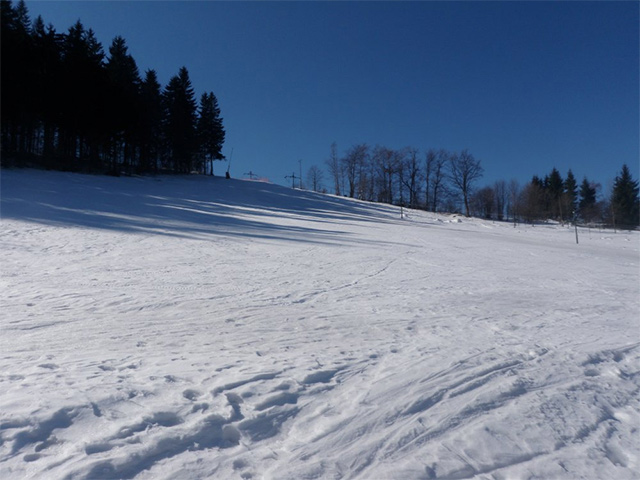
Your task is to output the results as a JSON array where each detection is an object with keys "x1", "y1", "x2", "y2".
[
  {"x1": 307, "y1": 142, "x2": 638, "y2": 229},
  {"x1": 477, "y1": 166, "x2": 639, "y2": 228},
  {"x1": 323, "y1": 143, "x2": 483, "y2": 217},
  {"x1": 1, "y1": 0, "x2": 225, "y2": 175}
]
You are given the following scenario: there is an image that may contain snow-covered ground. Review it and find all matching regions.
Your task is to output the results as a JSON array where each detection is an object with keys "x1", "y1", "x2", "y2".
[{"x1": 1, "y1": 169, "x2": 638, "y2": 480}]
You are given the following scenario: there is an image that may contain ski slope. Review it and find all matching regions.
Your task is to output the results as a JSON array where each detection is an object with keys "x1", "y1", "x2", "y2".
[{"x1": 1, "y1": 169, "x2": 638, "y2": 480}]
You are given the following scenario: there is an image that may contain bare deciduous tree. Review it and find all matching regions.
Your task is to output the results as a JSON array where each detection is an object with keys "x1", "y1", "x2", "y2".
[
  {"x1": 373, "y1": 145, "x2": 399, "y2": 204},
  {"x1": 471, "y1": 186, "x2": 495, "y2": 219},
  {"x1": 449, "y1": 149, "x2": 483, "y2": 217},
  {"x1": 325, "y1": 142, "x2": 342, "y2": 196},
  {"x1": 402, "y1": 147, "x2": 422, "y2": 208},
  {"x1": 519, "y1": 181, "x2": 546, "y2": 223},
  {"x1": 494, "y1": 179, "x2": 506, "y2": 221},
  {"x1": 307, "y1": 165, "x2": 324, "y2": 193},
  {"x1": 432, "y1": 149, "x2": 448, "y2": 213},
  {"x1": 342, "y1": 143, "x2": 368, "y2": 198},
  {"x1": 425, "y1": 149, "x2": 435, "y2": 210},
  {"x1": 508, "y1": 179, "x2": 520, "y2": 225},
  {"x1": 425, "y1": 149, "x2": 449, "y2": 212}
]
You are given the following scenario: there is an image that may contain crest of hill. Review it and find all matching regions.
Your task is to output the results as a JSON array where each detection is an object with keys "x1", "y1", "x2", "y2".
[{"x1": 1, "y1": 170, "x2": 405, "y2": 243}]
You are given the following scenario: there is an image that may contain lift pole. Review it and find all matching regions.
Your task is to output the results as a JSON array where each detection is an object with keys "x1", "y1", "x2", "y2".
[{"x1": 285, "y1": 172, "x2": 299, "y2": 189}]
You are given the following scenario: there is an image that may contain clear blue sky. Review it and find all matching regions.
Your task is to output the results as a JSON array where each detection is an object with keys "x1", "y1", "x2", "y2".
[{"x1": 25, "y1": 1, "x2": 639, "y2": 192}]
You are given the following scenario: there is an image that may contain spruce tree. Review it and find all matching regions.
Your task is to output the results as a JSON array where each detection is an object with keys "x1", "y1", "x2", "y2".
[
  {"x1": 579, "y1": 177, "x2": 597, "y2": 222},
  {"x1": 59, "y1": 20, "x2": 106, "y2": 167},
  {"x1": 139, "y1": 69, "x2": 163, "y2": 173},
  {"x1": 196, "y1": 92, "x2": 226, "y2": 175},
  {"x1": 547, "y1": 168, "x2": 564, "y2": 220},
  {"x1": 105, "y1": 36, "x2": 141, "y2": 173},
  {"x1": 1, "y1": 0, "x2": 33, "y2": 157},
  {"x1": 611, "y1": 164, "x2": 640, "y2": 228},
  {"x1": 163, "y1": 66, "x2": 197, "y2": 173},
  {"x1": 564, "y1": 169, "x2": 578, "y2": 218},
  {"x1": 31, "y1": 15, "x2": 62, "y2": 162}
]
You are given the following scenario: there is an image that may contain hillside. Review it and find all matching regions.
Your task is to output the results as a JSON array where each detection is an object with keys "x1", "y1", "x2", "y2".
[{"x1": 1, "y1": 169, "x2": 639, "y2": 480}]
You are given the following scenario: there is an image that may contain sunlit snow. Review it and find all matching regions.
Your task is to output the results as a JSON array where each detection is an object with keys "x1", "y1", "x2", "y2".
[{"x1": 1, "y1": 169, "x2": 638, "y2": 479}]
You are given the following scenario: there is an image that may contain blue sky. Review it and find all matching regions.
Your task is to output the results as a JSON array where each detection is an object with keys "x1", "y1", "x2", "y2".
[{"x1": 26, "y1": 1, "x2": 639, "y2": 192}]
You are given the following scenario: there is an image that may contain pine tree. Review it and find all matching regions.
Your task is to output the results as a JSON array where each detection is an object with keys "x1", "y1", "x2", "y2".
[
  {"x1": 196, "y1": 92, "x2": 226, "y2": 175},
  {"x1": 139, "y1": 69, "x2": 163, "y2": 173},
  {"x1": 31, "y1": 15, "x2": 62, "y2": 161},
  {"x1": 611, "y1": 164, "x2": 640, "y2": 228},
  {"x1": 1, "y1": 0, "x2": 33, "y2": 157},
  {"x1": 579, "y1": 177, "x2": 597, "y2": 222},
  {"x1": 105, "y1": 36, "x2": 141, "y2": 173},
  {"x1": 163, "y1": 66, "x2": 197, "y2": 173},
  {"x1": 59, "y1": 20, "x2": 106, "y2": 167},
  {"x1": 564, "y1": 169, "x2": 578, "y2": 219},
  {"x1": 547, "y1": 167, "x2": 564, "y2": 220}
]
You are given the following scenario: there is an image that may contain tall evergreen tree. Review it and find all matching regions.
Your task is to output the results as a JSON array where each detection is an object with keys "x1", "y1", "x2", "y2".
[
  {"x1": 531, "y1": 175, "x2": 544, "y2": 189},
  {"x1": 59, "y1": 20, "x2": 106, "y2": 167},
  {"x1": 139, "y1": 69, "x2": 164, "y2": 173},
  {"x1": 564, "y1": 169, "x2": 578, "y2": 218},
  {"x1": 105, "y1": 36, "x2": 141, "y2": 173},
  {"x1": 579, "y1": 177, "x2": 598, "y2": 222},
  {"x1": 547, "y1": 167, "x2": 564, "y2": 220},
  {"x1": 1, "y1": 0, "x2": 33, "y2": 157},
  {"x1": 196, "y1": 92, "x2": 226, "y2": 175},
  {"x1": 611, "y1": 164, "x2": 640, "y2": 228},
  {"x1": 163, "y1": 66, "x2": 197, "y2": 173},
  {"x1": 31, "y1": 15, "x2": 62, "y2": 162}
]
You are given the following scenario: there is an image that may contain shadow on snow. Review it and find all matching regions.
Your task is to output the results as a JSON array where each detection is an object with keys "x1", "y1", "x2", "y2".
[{"x1": 1, "y1": 169, "x2": 402, "y2": 245}]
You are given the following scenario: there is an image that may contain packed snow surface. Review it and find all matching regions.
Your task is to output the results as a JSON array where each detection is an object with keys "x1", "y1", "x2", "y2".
[{"x1": 1, "y1": 169, "x2": 639, "y2": 480}]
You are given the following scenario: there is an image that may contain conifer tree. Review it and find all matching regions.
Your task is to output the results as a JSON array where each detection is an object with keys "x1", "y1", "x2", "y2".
[
  {"x1": 579, "y1": 177, "x2": 598, "y2": 222},
  {"x1": 31, "y1": 15, "x2": 62, "y2": 161},
  {"x1": 611, "y1": 164, "x2": 640, "y2": 228},
  {"x1": 547, "y1": 167, "x2": 564, "y2": 220},
  {"x1": 1, "y1": 0, "x2": 33, "y2": 157},
  {"x1": 163, "y1": 66, "x2": 197, "y2": 173},
  {"x1": 564, "y1": 169, "x2": 578, "y2": 218},
  {"x1": 105, "y1": 36, "x2": 141, "y2": 172},
  {"x1": 59, "y1": 20, "x2": 106, "y2": 166},
  {"x1": 139, "y1": 69, "x2": 164, "y2": 173},
  {"x1": 196, "y1": 92, "x2": 226, "y2": 175}
]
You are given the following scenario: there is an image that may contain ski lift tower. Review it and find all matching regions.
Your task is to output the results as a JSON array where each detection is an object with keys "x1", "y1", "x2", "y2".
[{"x1": 285, "y1": 172, "x2": 299, "y2": 189}]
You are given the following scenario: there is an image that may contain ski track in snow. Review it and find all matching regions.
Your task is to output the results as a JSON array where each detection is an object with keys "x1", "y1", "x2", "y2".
[{"x1": 1, "y1": 169, "x2": 639, "y2": 480}]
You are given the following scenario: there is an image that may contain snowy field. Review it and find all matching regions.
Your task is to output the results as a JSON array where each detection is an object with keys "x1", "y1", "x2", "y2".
[{"x1": 1, "y1": 169, "x2": 638, "y2": 480}]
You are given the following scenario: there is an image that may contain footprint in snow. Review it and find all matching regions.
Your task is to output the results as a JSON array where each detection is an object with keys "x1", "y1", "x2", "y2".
[
  {"x1": 255, "y1": 392, "x2": 299, "y2": 411},
  {"x1": 38, "y1": 363, "x2": 58, "y2": 370},
  {"x1": 302, "y1": 369, "x2": 340, "y2": 385},
  {"x1": 183, "y1": 389, "x2": 201, "y2": 401}
]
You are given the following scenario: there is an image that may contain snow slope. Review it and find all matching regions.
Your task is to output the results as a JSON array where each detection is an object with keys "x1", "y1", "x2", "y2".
[{"x1": 1, "y1": 169, "x2": 638, "y2": 480}]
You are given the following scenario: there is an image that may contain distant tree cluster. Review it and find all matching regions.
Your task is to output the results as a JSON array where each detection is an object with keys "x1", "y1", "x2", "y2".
[
  {"x1": 508, "y1": 166, "x2": 638, "y2": 229},
  {"x1": 322, "y1": 143, "x2": 638, "y2": 228},
  {"x1": 511, "y1": 168, "x2": 581, "y2": 224},
  {"x1": 1, "y1": 0, "x2": 225, "y2": 175},
  {"x1": 611, "y1": 165, "x2": 640, "y2": 229},
  {"x1": 323, "y1": 142, "x2": 483, "y2": 216}
]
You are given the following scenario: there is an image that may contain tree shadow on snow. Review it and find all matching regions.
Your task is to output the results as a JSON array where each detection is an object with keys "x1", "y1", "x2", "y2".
[{"x1": 1, "y1": 170, "x2": 403, "y2": 246}]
